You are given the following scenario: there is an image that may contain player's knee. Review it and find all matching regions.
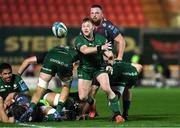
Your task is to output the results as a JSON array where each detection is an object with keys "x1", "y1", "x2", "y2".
[
  {"x1": 0, "y1": 96, "x2": 3, "y2": 102},
  {"x1": 79, "y1": 95, "x2": 88, "y2": 102},
  {"x1": 137, "y1": 64, "x2": 143, "y2": 73},
  {"x1": 0, "y1": 97, "x2": 3, "y2": 107},
  {"x1": 132, "y1": 63, "x2": 143, "y2": 73}
]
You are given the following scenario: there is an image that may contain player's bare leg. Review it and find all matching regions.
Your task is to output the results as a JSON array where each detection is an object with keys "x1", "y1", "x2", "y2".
[
  {"x1": 89, "y1": 85, "x2": 99, "y2": 118},
  {"x1": 97, "y1": 73, "x2": 124, "y2": 123},
  {"x1": 77, "y1": 79, "x2": 93, "y2": 120}
]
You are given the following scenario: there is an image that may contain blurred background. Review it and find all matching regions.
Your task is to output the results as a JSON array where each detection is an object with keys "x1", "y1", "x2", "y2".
[{"x1": 0, "y1": 0, "x2": 179, "y2": 89}]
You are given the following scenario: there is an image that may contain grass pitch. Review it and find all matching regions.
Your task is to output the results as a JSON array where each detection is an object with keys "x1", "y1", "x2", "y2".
[{"x1": 1, "y1": 87, "x2": 180, "y2": 127}]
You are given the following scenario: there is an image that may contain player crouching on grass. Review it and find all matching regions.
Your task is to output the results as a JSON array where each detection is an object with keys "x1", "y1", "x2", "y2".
[
  {"x1": 18, "y1": 46, "x2": 78, "y2": 122},
  {"x1": 18, "y1": 89, "x2": 82, "y2": 122},
  {"x1": 90, "y1": 50, "x2": 143, "y2": 121},
  {"x1": 1, "y1": 92, "x2": 64, "y2": 123}
]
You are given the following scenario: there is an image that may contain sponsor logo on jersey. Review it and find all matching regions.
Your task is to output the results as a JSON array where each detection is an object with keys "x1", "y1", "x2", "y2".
[
  {"x1": 113, "y1": 28, "x2": 118, "y2": 34},
  {"x1": 78, "y1": 74, "x2": 83, "y2": 77},
  {"x1": 4, "y1": 85, "x2": 11, "y2": 88},
  {"x1": 108, "y1": 25, "x2": 112, "y2": 28},
  {"x1": 0, "y1": 88, "x2": 5, "y2": 92},
  {"x1": 50, "y1": 58, "x2": 68, "y2": 67},
  {"x1": 20, "y1": 83, "x2": 28, "y2": 91},
  {"x1": 50, "y1": 58, "x2": 64, "y2": 65},
  {"x1": 122, "y1": 72, "x2": 138, "y2": 76}
]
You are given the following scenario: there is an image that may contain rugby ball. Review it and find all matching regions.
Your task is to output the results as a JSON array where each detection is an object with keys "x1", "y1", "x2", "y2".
[{"x1": 52, "y1": 22, "x2": 68, "y2": 38}]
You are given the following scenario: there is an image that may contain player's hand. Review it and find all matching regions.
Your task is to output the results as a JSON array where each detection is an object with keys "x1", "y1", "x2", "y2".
[
  {"x1": 101, "y1": 42, "x2": 112, "y2": 51},
  {"x1": 106, "y1": 65, "x2": 113, "y2": 75},
  {"x1": 19, "y1": 107, "x2": 34, "y2": 122}
]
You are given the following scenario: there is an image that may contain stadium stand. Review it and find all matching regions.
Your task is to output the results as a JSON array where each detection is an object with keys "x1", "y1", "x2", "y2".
[
  {"x1": 161, "y1": 0, "x2": 180, "y2": 27},
  {"x1": 0, "y1": 0, "x2": 146, "y2": 27},
  {"x1": 0, "y1": 0, "x2": 179, "y2": 28},
  {"x1": 140, "y1": 0, "x2": 169, "y2": 27}
]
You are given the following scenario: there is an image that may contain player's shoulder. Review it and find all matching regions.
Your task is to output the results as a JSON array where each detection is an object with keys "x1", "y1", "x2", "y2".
[
  {"x1": 13, "y1": 74, "x2": 21, "y2": 79},
  {"x1": 0, "y1": 78, "x2": 3, "y2": 85},
  {"x1": 13, "y1": 74, "x2": 22, "y2": 81},
  {"x1": 102, "y1": 18, "x2": 113, "y2": 25},
  {"x1": 101, "y1": 18, "x2": 115, "y2": 28},
  {"x1": 102, "y1": 19, "x2": 122, "y2": 33},
  {"x1": 75, "y1": 34, "x2": 84, "y2": 42}
]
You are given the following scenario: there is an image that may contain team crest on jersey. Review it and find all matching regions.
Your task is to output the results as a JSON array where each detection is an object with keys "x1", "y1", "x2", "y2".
[
  {"x1": 13, "y1": 84, "x2": 18, "y2": 88},
  {"x1": 102, "y1": 23, "x2": 106, "y2": 27}
]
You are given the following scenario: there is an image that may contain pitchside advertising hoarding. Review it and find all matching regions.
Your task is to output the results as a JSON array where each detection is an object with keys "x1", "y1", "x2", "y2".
[
  {"x1": 0, "y1": 27, "x2": 140, "y2": 64},
  {"x1": 142, "y1": 29, "x2": 180, "y2": 65},
  {"x1": 0, "y1": 27, "x2": 179, "y2": 87},
  {"x1": 142, "y1": 29, "x2": 180, "y2": 87}
]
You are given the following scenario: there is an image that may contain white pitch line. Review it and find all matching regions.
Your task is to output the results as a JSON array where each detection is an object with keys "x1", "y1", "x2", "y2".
[{"x1": 18, "y1": 123, "x2": 52, "y2": 128}]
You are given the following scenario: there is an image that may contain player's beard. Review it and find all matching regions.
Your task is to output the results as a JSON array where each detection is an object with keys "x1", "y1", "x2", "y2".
[
  {"x1": 92, "y1": 19, "x2": 101, "y2": 26},
  {"x1": 4, "y1": 76, "x2": 12, "y2": 83}
]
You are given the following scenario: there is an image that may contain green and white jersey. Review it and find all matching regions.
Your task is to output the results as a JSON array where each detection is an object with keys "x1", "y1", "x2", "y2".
[
  {"x1": 41, "y1": 46, "x2": 78, "y2": 82},
  {"x1": 74, "y1": 33, "x2": 107, "y2": 71},
  {"x1": 110, "y1": 61, "x2": 138, "y2": 87},
  {"x1": 0, "y1": 74, "x2": 29, "y2": 99}
]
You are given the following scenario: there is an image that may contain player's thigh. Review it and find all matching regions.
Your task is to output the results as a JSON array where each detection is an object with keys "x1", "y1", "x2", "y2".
[
  {"x1": 77, "y1": 68, "x2": 93, "y2": 98},
  {"x1": 90, "y1": 84, "x2": 99, "y2": 98},
  {"x1": 78, "y1": 79, "x2": 92, "y2": 99},
  {"x1": 96, "y1": 73, "x2": 111, "y2": 91},
  {"x1": 0, "y1": 96, "x2": 3, "y2": 108},
  {"x1": 43, "y1": 92, "x2": 57, "y2": 106}
]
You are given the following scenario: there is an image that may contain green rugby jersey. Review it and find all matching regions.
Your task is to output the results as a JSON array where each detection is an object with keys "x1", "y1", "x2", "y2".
[
  {"x1": 41, "y1": 46, "x2": 78, "y2": 79},
  {"x1": 110, "y1": 61, "x2": 138, "y2": 87},
  {"x1": 74, "y1": 33, "x2": 107, "y2": 71},
  {"x1": 0, "y1": 74, "x2": 29, "y2": 99}
]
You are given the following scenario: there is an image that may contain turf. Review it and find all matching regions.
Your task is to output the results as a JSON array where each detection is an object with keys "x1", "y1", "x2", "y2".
[{"x1": 1, "y1": 88, "x2": 180, "y2": 127}]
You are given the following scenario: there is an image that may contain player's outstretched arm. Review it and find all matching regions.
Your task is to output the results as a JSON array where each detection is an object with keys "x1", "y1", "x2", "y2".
[
  {"x1": 80, "y1": 42, "x2": 112, "y2": 55},
  {"x1": 114, "y1": 34, "x2": 126, "y2": 61},
  {"x1": 18, "y1": 56, "x2": 37, "y2": 76}
]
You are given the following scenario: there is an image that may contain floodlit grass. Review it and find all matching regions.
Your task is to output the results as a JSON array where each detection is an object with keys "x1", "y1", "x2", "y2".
[{"x1": 1, "y1": 87, "x2": 180, "y2": 127}]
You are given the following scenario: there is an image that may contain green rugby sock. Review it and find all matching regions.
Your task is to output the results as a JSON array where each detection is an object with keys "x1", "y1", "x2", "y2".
[
  {"x1": 56, "y1": 101, "x2": 65, "y2": 112},
  {"x1": 109, "y1": 96, "x2": 121, "y2": 114}
]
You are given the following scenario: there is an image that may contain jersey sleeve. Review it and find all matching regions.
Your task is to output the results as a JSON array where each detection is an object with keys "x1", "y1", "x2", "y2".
[
  {"x1": 105, "y1": 21, "x2": 121, "y2": 39},
  {"x1": 36, "y1": 52, "x2": 47, "y2": 64},
  {"x1": 16, "y1": 75, "x2": 29, "y2": 93},
  {"x1": 74, "y1": 36, "x2": 85, "y2": 51}
]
